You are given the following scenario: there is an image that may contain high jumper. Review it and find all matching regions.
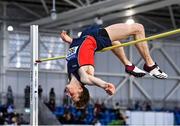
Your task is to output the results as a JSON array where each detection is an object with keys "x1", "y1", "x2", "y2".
[{"x1": 60, "y1": 23, "x2": 168, "y2": 108}]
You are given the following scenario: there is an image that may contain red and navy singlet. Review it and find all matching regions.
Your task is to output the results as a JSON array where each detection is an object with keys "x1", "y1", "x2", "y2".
[{"x1": 66, "y1": 25, "x2": 112, "y2": 81}]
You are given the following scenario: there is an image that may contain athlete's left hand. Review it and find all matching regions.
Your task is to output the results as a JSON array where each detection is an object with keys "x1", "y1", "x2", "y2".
[{"x1": 105, "y1": 83, "x2": 116, "y2": 95}]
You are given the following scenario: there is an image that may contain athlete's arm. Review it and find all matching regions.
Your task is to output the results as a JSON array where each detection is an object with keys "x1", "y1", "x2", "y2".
[
  {"x1": 78, "y1": 67, "x2": 115, "y2": 95},
  {"x1": 60, "y1": 31, "x2": 73, "y2": 44}
]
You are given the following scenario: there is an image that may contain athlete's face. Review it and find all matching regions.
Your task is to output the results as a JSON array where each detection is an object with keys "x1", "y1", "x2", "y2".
[{"x1": 65, "y1": 84, "x2": 83, "y2": 102}]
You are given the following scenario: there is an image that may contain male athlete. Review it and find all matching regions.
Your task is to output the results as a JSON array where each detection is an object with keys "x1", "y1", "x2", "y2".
[{"x1": 60, "y1": 23, "x2": 168, "y2": 108}]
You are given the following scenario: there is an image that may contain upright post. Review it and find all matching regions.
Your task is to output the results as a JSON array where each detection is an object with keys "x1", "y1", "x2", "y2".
[{"x1": 30, "y1": 25, "x2": 39, "y2": 126}]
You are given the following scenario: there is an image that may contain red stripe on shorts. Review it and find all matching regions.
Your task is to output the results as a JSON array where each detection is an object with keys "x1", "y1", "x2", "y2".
[{"x1": 78, "y1": 35, "x2": 97, "y2": 66}]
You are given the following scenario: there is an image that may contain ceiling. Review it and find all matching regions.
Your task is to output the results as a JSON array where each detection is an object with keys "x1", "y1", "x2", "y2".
[{"x1": 0, "y1": 0, "x2": 180, "y2": 34}]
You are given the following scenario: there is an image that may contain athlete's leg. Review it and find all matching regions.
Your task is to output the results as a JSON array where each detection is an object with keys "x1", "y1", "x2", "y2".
[
  {"x1": 131, "y1": 25, "x2": 167, "y2": 78},
  {"x1": 111, "y1": 41, "x2": 131, "y2": 65},
  {"x1": 105, "y1": 23, "x2": 154, "y2": 65},
  {"x1": 105, "y1": 23, "x2": 167, "y2": 79},
  {"x1": 111, "y1": 40, "x2": 146, "y2": 77},
  {"x1": 132, "y1": 25, "x2": 154, "y2": 66}
]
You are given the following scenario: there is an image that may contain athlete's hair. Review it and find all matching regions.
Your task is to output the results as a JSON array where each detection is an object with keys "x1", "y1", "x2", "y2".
[{"x1": 74, "y1": 86, "x2": 90, "y2": 109}]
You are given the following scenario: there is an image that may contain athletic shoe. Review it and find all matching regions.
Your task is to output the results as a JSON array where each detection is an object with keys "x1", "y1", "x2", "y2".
[
  {"x1": 125, "y1": 64, "x2": 146, "y2": 77},
  {"x1": 143, "y1": 63, "x2": 168, "y2": 79}
]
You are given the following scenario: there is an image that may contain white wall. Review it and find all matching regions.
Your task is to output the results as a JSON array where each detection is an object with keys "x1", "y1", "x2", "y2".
[{"x1": 126, "y1": 111, "x2": 174, "y2": 125}]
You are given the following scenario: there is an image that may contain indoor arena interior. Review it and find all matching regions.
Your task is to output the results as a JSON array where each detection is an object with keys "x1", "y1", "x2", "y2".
[{"x1": 0, "y1": 0, "x2": 180, "y2": 125}]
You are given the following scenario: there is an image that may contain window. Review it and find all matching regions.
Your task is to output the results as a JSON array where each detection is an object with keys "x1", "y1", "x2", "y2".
[{"x1": 8, "y1": 32, "x2": 66, "y2": 70}]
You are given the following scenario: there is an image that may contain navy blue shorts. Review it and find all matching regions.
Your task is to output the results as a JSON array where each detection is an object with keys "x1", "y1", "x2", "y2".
[{"x1": 80, "y1": 25, "x2": 112, "y2": 51}]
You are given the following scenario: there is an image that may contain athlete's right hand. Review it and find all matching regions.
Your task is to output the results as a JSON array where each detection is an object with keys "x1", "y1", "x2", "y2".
[
  {"x1": 105, "y1": 83, "x2": 116, "y2": 95},
  {"x1": 60, "y1": 31, "x2": 67, "y2": 41},
  {"x1": 60, "y1": 31, "x2": 73, "y2": 44}
]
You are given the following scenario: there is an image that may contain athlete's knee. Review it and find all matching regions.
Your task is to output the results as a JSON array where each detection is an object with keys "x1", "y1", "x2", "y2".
[{"x1": 133, "y1": 23, "x2": 145, "y2": 33}]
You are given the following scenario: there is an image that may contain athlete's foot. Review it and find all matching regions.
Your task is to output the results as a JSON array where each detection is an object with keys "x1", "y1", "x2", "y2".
[
  {"x1": 105, "y1": 83, "x2": 116, "y2": 95},
  {"x1": 125, "y1": 64, "x2": 146, "y2": 77},
  {"x1": 143, "y1": 63, "x2": 168, "y2": 79}
]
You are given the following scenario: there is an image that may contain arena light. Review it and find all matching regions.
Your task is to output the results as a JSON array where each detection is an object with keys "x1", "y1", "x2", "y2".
[
  {"x1": 51, "y1": 11, "x2": 57, "y2": 20},
  {"x1": 46, "y1": 54, "x2": 52, "y2": 69},
  {"x1": 16, "y1": 62, "x2": 21, "y2": 68},
  {"x1": 46, "y1": 62, "x2": 51, "y2": 69},
  {"x1": 7, "y1": 25, "x2": 14, "y2": 31},
  {"x1": 78, "y1": 32, "x2": 82, "y2": 37},
  {"x1": 126, "y1": 10, "x2": 134, "y2": 16},
  {"x1": 16, "y1": 57, "x2": 21, "y2": 68},
  {"x1": 24, "y1": 108, "x2": 30, "y2": 113},
  {"x1": 94, "y1": 17, "x2": 103, "y2": 25},
  {"x1": 126, "y1": 18, "x2": 135, "y2": 24}
]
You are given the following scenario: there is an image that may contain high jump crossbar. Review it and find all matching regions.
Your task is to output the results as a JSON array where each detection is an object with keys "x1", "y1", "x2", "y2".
[{"x1": 36, "y1": 28, "x2": 180, "y2": 63}]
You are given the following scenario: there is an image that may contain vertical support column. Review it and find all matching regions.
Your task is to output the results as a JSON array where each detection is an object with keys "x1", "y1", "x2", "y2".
[
  {"x1": 0, "y1": 2, "x2": 8, "y2": 105},
  {"x1": 30, "y1": 25, "x2": 39, "y2": 126}
]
